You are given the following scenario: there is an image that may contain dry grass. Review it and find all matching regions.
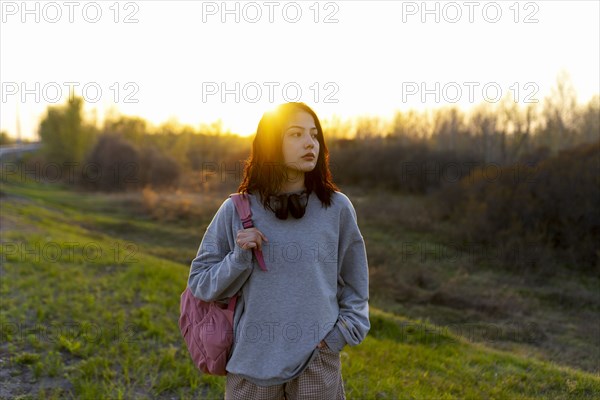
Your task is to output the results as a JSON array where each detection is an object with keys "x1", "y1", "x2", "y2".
[{"x1": 345, "y1": 186, "x2": 600, "y2": 374}]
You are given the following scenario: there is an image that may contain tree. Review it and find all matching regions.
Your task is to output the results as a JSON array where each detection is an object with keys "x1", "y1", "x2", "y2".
[
  {"x1": 0, "y1": 130, "x2": 15, "y2": 145},
  {"x1": 431, "y1": 107, "x2": 465, "y2": 153},
  {"x1": 390, "y1": 109, "x2": 430, "y2": 144},
  {"x1": 38, "y1": 95, "x2": 96, "y2": 165},
  {"x1": 102, "y1": 114, "x2": 148, "y2": 147},
  {"x1": 541, "y1": 70, "x2": 578, "y2": 150},
  {"x1": 576, "y1": 95, "x2": 600, "y2": 145}
]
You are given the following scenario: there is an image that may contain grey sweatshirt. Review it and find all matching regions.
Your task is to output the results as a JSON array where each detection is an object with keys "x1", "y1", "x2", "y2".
[{"x1": 187, "y1": 190, "x2": 370, "y2": 386}]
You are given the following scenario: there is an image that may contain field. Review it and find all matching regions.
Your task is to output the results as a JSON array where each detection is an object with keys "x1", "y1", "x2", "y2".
[{"x1": 1, "y1": 174, "x2": 599, "y2": 399}]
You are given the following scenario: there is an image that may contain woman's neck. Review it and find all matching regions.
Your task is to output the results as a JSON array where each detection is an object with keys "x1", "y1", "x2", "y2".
[{"x1": 277, "y1": 173, "x2": 306, "y2": 195}]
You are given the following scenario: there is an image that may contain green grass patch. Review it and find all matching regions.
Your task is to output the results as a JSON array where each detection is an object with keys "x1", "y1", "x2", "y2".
[{"x1": 1, "y1": 177, "x2": 599, "y2": 398}]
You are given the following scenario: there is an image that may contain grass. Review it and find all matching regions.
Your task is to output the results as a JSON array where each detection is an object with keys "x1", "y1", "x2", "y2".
[
  {"x1": 1, "y1": 174, "x2": 599, "y2": 399},
  {"x1": 341, "y1": 185, "x2": 600, "y2": 376}
]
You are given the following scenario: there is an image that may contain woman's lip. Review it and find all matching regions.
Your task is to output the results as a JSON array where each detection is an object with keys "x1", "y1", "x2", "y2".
[{"x1": 302, "y1": 155, "x2": 315, "y2": 160}]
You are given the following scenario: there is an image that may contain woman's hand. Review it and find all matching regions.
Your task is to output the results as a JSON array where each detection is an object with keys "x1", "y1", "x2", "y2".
[
  {"x1": 236, "y1": 227, "x2": 268, "y2": 251},
  {"x1": 317, "y1": 340, "x2": 329, "y2": 349}
]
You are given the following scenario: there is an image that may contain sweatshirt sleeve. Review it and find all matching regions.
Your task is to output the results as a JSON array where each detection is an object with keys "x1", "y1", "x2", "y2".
[
  {"x1": 324, "y1": 195, "x2": 370, "y2": 352},
  {"x1": 187, "y1": 198, "x2": 254, "y2": 302}
]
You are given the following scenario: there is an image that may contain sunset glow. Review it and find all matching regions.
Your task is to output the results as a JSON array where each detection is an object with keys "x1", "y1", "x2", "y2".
[{"x1": 1, "y1": 1, "x2": 598, "y2": 140}]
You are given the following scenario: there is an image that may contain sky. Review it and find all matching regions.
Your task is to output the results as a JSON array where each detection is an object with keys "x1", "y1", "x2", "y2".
[{"x1": 1, "y1": 0, "x2": 599, "y2": 140}]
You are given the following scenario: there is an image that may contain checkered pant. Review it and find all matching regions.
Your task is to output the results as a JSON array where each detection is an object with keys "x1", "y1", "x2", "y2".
[{"x1": 225, "y1": 346, "x2": 346, "y2": 400}]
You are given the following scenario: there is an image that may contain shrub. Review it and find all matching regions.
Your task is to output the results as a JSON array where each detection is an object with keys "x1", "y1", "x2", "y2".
[
  {"x1": 438, "y1": 142, "x2": 599, "y2": 274},
  {"x1": 83, "y1": 133, "x2": 140, "y2": 192},
  {"x1": 330, "y1": 138, "x2": 482, "y2": 193},
  {"x1": 139, "y1": 145, "x2": 180, "y2": 189},
  {"x1": 82, "y1": 134, "x2": 180, "y2": 192}
]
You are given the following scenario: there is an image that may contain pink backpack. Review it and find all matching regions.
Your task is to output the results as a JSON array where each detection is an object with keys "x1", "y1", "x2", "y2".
[{"x1": 179, "y1": 193, "x2": 267, "y2": 375}]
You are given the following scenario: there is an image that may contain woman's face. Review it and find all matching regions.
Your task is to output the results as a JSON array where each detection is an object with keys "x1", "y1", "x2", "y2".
[{"x1": 281, "y1": 110, "x2": 320, "y2": 174}]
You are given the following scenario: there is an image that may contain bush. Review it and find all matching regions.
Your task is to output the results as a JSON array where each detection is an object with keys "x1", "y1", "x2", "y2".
[
  {"x1": 330, "y1": 138, "x2": 482, "y2": 193},
  {"x1": 139, "y1": 145, "x2": 180, "y2": 189},
  {"x1": 83, "y1": 133, "x2": 140, "y2": 192},
  {"x1": 438, "y1": 142, "x2": 600, "y2": 274},
  {"x1": 82, "y1": 134, "x2": 180, "y2": 192}
]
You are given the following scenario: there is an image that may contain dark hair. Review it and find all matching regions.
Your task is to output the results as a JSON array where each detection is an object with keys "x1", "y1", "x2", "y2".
[{"x1": 238, "y1": 102, "x2": 339, "y2": 209}]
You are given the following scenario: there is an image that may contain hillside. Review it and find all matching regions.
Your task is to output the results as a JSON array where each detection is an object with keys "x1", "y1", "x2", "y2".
[{"x1": 1, "y1": 177, "x2": 599, "y2": 399}]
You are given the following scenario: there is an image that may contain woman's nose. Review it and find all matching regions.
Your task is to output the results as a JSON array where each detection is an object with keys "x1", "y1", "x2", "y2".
[{"x1": 304, "y1": 134, "x2": 315, "y2": 148}]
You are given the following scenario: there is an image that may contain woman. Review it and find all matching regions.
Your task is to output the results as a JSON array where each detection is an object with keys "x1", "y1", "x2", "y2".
[{"x1": 188, "y1": 102, "x2": 370, "y2": 399}]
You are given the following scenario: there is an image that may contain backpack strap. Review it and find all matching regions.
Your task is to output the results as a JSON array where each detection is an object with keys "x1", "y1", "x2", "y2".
[{"x1": 229, "y1": 193, "x2": 268, "y2": 272}]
